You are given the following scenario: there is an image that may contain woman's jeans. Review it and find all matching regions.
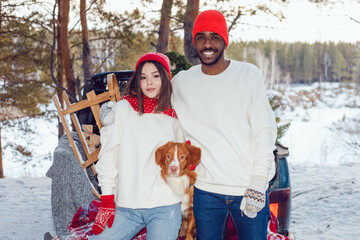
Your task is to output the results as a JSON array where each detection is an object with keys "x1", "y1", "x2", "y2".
[
  {"x1": 193, "y1": 187, "x2": 270, "y2": 240},
  {"x1": 91, "y1": 203, "x2": 181, "y2": 240}
]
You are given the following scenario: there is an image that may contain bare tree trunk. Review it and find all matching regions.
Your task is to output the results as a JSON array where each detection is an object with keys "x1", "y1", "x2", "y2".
[
  {"x1": 57, "y1": 0, "x2": 64, "y2": 138},
  {"x1": 324, "y1": 51, "x2": 331, "y2": 82},
  {"x1": 270, "y1": 50, "x2": 276, "y2": 90},
  {"x1": 0, "y1": 4, "x2": 2, "y2": 171},
  {"x1": 184, "y1": 0, "x2": 199, "y2": 65},
  {"x1": 80, "y1": 0, "x2": 93, "y2": 88},
  {"x1": 0, "y1": 126, "x2": 4, "y2": 178},
  {"x1": 59, "y1": 0, "x2": 77, "y2": 103},
  {"x1": 156, "y1": 0, "x2": 173, "y2": 53},
  {"x1": 253, "y1": 48, "x2": 270, "y2": 87},
  {"x1": 0, "y1": 1, "x2": 2, "y2": 37},
  {"x1": 169, "y1": 30, "x2": 177, "y2": 52}
]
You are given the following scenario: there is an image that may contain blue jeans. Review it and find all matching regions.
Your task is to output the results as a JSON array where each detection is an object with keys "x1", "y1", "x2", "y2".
[
  {"x1": 193, "y1": 187, "x2": 270, "y2": 240},
  {"x1": 91, "y1": 203, "x2": 181, "y2": 240}
]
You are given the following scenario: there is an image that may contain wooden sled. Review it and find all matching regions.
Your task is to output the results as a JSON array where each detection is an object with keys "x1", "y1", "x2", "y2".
[{"x1": 53, "y1": 74, "x2": 122, "y2": 198}]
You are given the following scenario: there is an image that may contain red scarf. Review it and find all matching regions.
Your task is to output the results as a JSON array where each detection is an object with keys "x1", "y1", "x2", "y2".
[{"x1": 123, "y1": 95, "x2": 177, "y2": 119}]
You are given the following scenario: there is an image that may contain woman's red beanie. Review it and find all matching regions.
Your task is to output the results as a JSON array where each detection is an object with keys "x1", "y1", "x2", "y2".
[
  {"x1": 192, "y1": 10, "x2": 228, "y2": 46},
  {"x1": 135, "y1": 52, "x2": 171, "y2": 77}
]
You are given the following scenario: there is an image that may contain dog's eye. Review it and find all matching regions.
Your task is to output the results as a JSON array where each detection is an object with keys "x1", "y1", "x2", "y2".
[
  {"x1": 166, "y1": 153, "x2": 172, "y2": 160},
  {"x1": 179, "y1": 155, "x2": 186, "y2": 161}
]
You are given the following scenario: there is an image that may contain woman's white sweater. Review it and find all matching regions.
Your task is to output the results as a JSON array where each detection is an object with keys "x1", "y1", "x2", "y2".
[
  {"x1": 171, "y1": 60, "x2": 277, "y2": 196},
  {"x1": 96, "y1": 99, "x2": 184, "y2": 208}
]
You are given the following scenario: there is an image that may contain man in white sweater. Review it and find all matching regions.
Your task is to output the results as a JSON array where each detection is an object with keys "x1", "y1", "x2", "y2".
[{"x1": 171, "y1": 10, "x2": 277, "y2": 239}]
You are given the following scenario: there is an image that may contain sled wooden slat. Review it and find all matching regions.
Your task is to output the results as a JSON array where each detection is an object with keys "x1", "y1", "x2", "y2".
[
  {"x1": 53, "y1": 73, "x2": 121, "y2": 199},
  {"x1": 61, "y1": 93, "x2": 110, "y2": 115},
  {"x1": 81, "y1": 147, "x2": 101, "y2": 168},
  {"x1": 86, "y1": 91, "x2": 103, "y2": 131},
  {"x1": 53, "y1": 94, "x2": 83, "y2": 167},
  {"x1": 60, "y1": 74, "x2": 120, "y2": 116},
  {"x1": 63, "y1": 92, "x2": 92, "y2": 161},
  {"x1": 108, "y1": 73, "x2": 121, "y2": 102}
]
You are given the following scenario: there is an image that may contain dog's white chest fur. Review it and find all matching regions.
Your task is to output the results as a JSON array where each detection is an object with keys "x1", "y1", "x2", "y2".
[{"x1": 166, "y1": 175, "x2": 190, "y2": 214}]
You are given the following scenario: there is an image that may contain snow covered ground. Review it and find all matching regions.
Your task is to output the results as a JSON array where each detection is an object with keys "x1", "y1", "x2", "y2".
[{"x1": 0, "y1": 82, "x2": 359, "y2": 240}]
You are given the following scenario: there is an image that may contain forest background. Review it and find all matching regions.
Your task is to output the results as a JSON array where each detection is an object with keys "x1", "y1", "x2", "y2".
[{"x1": 0, "y1": 0, "x2": 360, "y2": 174}]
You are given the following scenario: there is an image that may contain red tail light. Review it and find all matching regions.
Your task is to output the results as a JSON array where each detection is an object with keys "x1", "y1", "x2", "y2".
[
  {"x1": 269, "y1": 188, "x2": 291, "y2": 235},
  {"x1": 270, "y1": 203, "x2": 279, "y2": 217}
]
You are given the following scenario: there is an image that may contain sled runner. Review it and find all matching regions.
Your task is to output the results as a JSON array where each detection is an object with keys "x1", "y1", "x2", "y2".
[{"x1": 53, "y1": 73, "x2": 121, "y2": 198}]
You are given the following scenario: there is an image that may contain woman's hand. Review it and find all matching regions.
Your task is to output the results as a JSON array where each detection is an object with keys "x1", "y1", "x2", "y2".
[
  {"x1": 100, "y1": 101, "x2": 115, "y2": 126},
  {"x1": 92, "y1": 195, "x2": 115, "y2": 235}
]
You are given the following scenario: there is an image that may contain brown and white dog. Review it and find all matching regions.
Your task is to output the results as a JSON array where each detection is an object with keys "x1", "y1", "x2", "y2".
[{"x1": 155, "y1": 141, "x2": 201, "y2": 240}]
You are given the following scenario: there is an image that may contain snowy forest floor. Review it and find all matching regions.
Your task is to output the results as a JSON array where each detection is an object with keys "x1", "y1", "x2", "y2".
[{"x1": 1, "y1": 162, "x2": 360, "y2": 240}]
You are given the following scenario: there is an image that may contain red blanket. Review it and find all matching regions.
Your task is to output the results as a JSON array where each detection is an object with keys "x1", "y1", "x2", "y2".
[
  {"x1": 67, "y1": 200, "x2": 289, "y2": 240},
  {"x1": 67, "y1": 200, "x2": 146, "y2": 240}
]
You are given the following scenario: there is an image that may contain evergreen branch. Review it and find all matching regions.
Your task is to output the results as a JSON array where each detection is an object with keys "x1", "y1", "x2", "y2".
[{"x1": 276, "y1": 122, "x2": 290, "y2": 142}]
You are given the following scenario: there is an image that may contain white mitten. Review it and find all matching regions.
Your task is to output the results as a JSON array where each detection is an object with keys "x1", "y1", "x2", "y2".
[
  {"x1": 100, "y1": 101, "x2": 115, "y2": 126},
  {"x1": 240, "y1": 176, "x2": 267, "y2": 218}
]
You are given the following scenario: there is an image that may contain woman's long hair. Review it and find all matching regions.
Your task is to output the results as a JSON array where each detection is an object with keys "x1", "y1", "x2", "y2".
[{"x1": 123, "y1": 60, "x2": 172, "y2": 115}]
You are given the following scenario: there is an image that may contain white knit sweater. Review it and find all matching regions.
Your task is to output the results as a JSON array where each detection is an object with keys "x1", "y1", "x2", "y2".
[
  {"x1": 96, "y1": 99, "x2": 184, "y2": 208},
  {"x1": 171, "y1": 60, "x2": 277, "y2": 196}
]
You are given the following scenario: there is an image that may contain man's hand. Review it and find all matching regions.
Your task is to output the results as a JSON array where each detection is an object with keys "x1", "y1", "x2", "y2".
[
  {"x1": 240, "y1": 188, "x2": 265, "y2": 218},
  {"x1": 100, "y1": 101, "x2": 115, "y2": 126},
  {"x1": 240, "y1": 175, "x2": 267, "y2": 218}
]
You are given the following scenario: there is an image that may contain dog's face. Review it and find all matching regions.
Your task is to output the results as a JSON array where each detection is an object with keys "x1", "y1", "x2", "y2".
[{"x1": 155, "y1": 141, "x2": 201, "y2": 178}]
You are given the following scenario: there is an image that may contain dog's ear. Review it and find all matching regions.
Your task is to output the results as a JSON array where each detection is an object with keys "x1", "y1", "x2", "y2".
[
  {"x1": 155, "y1": 142, "x2": 169, "y2": 166},
  {"x1": 187, "y1": 144, "x2": 201, "y2": 166}
]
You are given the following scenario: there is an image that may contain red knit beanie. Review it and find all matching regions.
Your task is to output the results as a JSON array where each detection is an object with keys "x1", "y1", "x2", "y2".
[
  {"x1": 135, "y1": 52, "x2": 171, "y2": 77},
  {"x1": 192, "y1": 10, "x2": 228, "y2": 46}
]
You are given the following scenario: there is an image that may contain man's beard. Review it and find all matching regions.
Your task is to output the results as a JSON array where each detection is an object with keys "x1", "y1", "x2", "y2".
[{"x1": 196, "y1": 47, "x2": 225, "y2": 66}]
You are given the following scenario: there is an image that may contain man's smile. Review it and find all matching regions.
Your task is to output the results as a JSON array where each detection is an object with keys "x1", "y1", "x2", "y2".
[{"x1": 201, "y1": 49, "x2": 217, "y2": 56}]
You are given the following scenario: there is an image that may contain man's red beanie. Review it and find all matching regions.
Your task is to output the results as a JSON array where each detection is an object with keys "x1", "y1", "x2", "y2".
[
  {"x1": 135, "y1": 52, "x2": 171, "y2": 77},
  {"x1": 192, "y1": 10, "x2": 228, "y2": 46}
]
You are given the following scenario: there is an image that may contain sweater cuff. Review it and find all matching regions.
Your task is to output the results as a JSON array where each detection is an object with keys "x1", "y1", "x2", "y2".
[
  {"x1": 249, "y1": 175, "x2": 268, "y2": 194},
  {"x1": 101, "y1": 186, "x2": 114, "y2": 196}
]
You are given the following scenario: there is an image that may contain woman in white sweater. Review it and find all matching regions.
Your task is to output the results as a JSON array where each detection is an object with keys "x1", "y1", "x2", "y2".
[{"x1": 91, "y1": 52, "x2": 184, "y2": 240}]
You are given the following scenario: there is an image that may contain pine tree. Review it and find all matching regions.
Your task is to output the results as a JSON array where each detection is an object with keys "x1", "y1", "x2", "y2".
[
  {"x1": 268, "y1": 96, "x2": 290, "y2": 144},
  {"x1": 0, "y1": 0, "x2": 53, "y2": 172}
]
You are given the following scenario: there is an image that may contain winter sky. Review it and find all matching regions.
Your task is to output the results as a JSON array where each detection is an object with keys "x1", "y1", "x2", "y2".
[{"x1": 105, "y1": 0, "x2": 360, "y2": 43}]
